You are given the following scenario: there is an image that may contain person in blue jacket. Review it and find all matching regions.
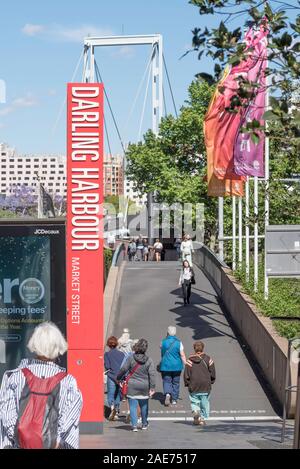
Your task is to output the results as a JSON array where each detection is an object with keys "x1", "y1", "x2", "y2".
[
  {"x1": 160, "y1": 326, "x2": 188, "y2": 407},
  {"x1": 104, "y1": 336, "x2": 125, "y2": 421}
]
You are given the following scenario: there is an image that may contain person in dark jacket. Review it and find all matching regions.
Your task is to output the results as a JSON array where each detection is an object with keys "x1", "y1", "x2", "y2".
[
  {"x1": 178, "y1": 260, "x2": 195, "y2": 306},
  {"x1": 117, "y1": 338, "x2": 155, "y2": 432},
  {"x1": 184, "y1": 341, "x2": 216, "y2": 426},
  {"x1": 104, "y1": 336, "x2": 125, "y2": 421}
]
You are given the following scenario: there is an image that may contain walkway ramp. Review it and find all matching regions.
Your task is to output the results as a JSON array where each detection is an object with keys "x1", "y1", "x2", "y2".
[{"x1": 111, "y1": 261, "x2": 277, "y2": 421}]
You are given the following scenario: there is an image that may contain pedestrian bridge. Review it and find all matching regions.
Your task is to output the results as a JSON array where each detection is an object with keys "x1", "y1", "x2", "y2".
[{"x1": 81, "y1": 249, "x2": 297, "y2": 449}]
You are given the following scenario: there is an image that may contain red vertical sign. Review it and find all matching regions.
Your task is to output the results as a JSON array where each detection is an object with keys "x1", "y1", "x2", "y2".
[{"x1": 67, "y1": 84, "x2": 104, "y2": 428}]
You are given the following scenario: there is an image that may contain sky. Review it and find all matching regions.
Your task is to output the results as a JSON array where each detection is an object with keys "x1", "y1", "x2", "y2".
[{"x1": 0, "y1": 0, "x2": 214, "y2": 156}]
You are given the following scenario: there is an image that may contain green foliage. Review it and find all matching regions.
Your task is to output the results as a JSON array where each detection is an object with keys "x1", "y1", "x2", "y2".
[
  {"x1": 189, "y1": 0, "x2": 300, "y2": 142},
  {"x1": 104, "y1": 195, "x2": 120, "y2": 214},
  {"x1": 0, "y1": 209, "x2": 18, "y2": 219},
  {"x1": 126, "y1": 80, "x2": 218, "y2": 243},
  {"x1": 235, "y1": 260, "x2": 300, "y2": 340},
  {"x1": 104, "y1": 248, "x2": 113, "y2": 285}
]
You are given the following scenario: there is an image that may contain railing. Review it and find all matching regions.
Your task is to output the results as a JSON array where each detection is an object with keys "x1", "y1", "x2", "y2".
[
  {"x1": 112, "y1": 242, "x2": 125, "y2": 266},
  {"x1": 193, "y1": 244, "x2": 298, "y2": 417},
  {"x1": 193, "y1": 244, "x2": 227, "y2": 297}
]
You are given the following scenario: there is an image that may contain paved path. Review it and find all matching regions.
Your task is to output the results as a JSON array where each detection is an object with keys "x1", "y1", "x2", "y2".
[
  {"x1": 111, "y1": 261, "x2": 277, "y2": 420},
  {"x1": 81, "y1": 421, "x2": 293, "y2": 449},
  {"x1": 89, "y1": 260, "x2": 284, "y2": 449}
]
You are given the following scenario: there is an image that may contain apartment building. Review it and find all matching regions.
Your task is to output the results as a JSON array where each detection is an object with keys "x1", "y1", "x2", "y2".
[{"x1": 0, "y1": 143, "x2": 66, "y2": 196}]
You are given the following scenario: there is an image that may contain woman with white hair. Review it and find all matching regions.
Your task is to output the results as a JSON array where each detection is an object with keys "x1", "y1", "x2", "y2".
[
  {"x1": 0, "y1": 322, "x2": 82, "y2": 449},
  {"x1": 180, "y1": 234, "x2": 194, "y2": 266},
  {"x1": 118, "y1": 328, "x2": 134, "y2": 357},
  {"x1": 159, "y1": 326, "x2": 188, "y2": 407}
]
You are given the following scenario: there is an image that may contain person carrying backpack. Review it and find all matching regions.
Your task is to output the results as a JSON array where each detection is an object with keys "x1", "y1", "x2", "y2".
[
  {"x1": 0, "y1": 322, "x2": 82, "y2": 449},
  {"x1": 184, "y1": 341, "x2": 216, "y2": 426}
]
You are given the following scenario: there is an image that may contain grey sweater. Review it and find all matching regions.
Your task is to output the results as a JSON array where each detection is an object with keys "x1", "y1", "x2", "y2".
[{"x1": 117, "y1": 353, "x2": 156, "y2": 398}]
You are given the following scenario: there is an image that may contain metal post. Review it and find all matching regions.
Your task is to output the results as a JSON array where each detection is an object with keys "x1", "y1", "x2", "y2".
[
  {"x1": 245, "y1": 177, "x2": 250, "y2": 282},
  {"x1": 294, "y1": 361, "x2": 300, "y2": 449},
  {"x1": 282, "y1": 340, "x2": 292, "y2": 443},
  {"x1": 158, "y1": 35, "x2": 164, "y2": 123},
  {"x1": 254, "y1": 176, "x2": 259, "y2": 292},
  {"x1": 90, "y1": 46, "x2": 95, "y2": 83},
  {"x1": 218, "y1": 197, "x2": 224, "y2": 262},
  {"x1": 37, "y1": 180, "x2": 43, "y2": 219},
  {"x1": 264, "y1": 73, "x2": 270, "y2": 300},
  {"x1": 232, "y1": 196, "x2": 236, "y2": 271},
  {"x1": 148, "y1": 37, "x2": 163, "y2": 244},
  {"x1": 82, "y1": 45, "x2": 89, "y2": 82},
  {"x1": 238, "y1": 196, "x2": 243, "y2": 269}
]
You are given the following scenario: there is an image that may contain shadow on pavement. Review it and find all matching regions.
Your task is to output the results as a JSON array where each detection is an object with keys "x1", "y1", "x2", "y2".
[
  {"x1": 169, "y1": 287, "x2": 237, "y2": 341},
  {"x1": 174, "y1": 421, "x2": 293, "y2": 441}
]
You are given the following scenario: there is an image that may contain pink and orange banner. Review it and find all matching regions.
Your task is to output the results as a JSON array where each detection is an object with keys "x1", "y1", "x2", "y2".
[
  {"x1": 234, "y1": 25, "x2": 268, "y2": 177},
  {"x1": 204, "y1": 22, "x2": 268, "y2": 196},
  {"x1": 204, "y1": 67, "x2": 244, "y2": 196}
]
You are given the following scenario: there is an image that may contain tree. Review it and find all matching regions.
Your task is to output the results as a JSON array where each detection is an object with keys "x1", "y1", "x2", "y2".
[
  {"x1": 0, "y1": 184, "x2": 36, "y2": 216},
  {"x1": 126, "y1": 80, "x2": 220, "y2": 245},
  {"x1": 188, "y1": 0, "x2": 300, "y2": 146}
]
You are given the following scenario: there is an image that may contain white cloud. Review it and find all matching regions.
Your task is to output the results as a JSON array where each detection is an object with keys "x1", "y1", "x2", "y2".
[
  {"x1": 0, "y1": 93, "x2": 38, "y2": 117},
  {"x1": 22, "y1": 24, "x2": 45, "y2": 36},
  {"x1": 57, "y1": 25, "x2": 114, "y2": 43},
  {"x1": 21, "y1": 23, "x2": 114, "y2": 43}
]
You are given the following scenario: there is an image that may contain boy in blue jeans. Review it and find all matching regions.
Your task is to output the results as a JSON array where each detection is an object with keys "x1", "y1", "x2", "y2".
[{"x1": 184, "y1": 341, "x2": 216, "y2": 426}]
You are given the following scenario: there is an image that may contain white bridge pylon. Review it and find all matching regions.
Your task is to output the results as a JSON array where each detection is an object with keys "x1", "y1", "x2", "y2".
[{"x1": 82, "y1": 34, "x2": 164, "y2": 242}]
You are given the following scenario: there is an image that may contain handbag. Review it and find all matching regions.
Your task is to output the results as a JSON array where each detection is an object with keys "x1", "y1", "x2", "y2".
[
  {"x1": 120, "y1": 363, "x2": 140, "y2": 398},
  {"x1": 157, "y1": 338, "x2": 178, "y2": 373}
]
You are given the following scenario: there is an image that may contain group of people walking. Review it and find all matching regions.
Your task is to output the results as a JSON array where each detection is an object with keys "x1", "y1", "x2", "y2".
[
  {"x1": 104, "y1": 327, "x2": 216, "y2": 432},
  {"x1": 127, "y1": 236, "x2": 164, "y2": 262},
  {"x1": 105, "y1": 331, "x2": 155, "y2": 431}
]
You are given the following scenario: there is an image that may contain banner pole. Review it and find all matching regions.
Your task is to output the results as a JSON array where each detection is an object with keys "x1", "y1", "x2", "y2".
[
  {"x1": 232, "y1": 196, "x2": 236, "y2": 271},
  {"x1": 264, "y1": 64, "x2": 270, "y2": 300},
  {"x1": 238, "y1": 196, "x2": 243, "y2": 269},
  {"x1": 254, "y1": 176, "x2": 259, "y2": 292},
  {"x1": 245, "y1": 177, "x2": 250, "y2": 282},
  {"x1": 218, "y1": 197, "x2": 224, "y2": 262}
]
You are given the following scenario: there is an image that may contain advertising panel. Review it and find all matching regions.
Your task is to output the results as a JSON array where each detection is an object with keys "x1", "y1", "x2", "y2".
[{"x1": 0, "y1": 221, "x2": 66, "y2": 381}]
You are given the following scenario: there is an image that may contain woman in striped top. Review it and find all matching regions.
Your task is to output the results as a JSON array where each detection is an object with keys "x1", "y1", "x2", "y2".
[{"x1": 0, "y1": 322, "x2": 82, "y2": 449}]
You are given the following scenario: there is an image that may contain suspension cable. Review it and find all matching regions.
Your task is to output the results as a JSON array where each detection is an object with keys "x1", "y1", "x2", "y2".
[
  {"x1": 163, "y1": 54, "x2": 178, "y2": 118},
  {"x1": 51, "y1": 48, "x2": 84, "y2": 136},
  {"x1": 138, "y1": 60, "x2": 152, "y2": 141},
  {"x1": 123, "y1": 48, "x2": 155, "y2": 141},
  {"x1": 95, "y1": 60, "x2": 126, "y2": 154}
]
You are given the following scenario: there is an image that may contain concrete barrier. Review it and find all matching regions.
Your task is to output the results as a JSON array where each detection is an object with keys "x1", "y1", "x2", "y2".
[{"x1": 194, "y1": 246, "x2": 298, "y2": 417}]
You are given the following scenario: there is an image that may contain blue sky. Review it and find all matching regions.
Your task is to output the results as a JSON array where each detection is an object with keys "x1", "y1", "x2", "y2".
[{"x1": 0, "y1": 0, "x2": 214, "y2": 155}]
